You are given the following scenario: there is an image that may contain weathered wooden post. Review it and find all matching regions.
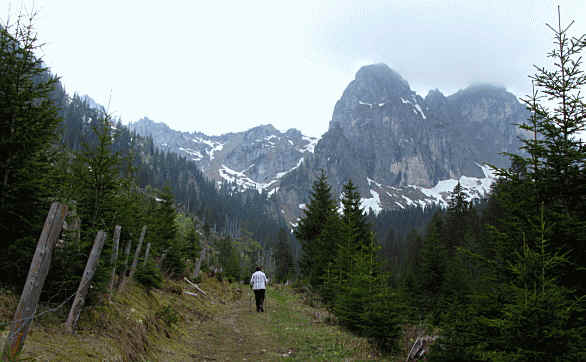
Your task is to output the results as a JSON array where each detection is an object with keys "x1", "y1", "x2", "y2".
[
  {"x1": 119, "y1": 226, "x2": 146, "y2": 289},
  {"x1": 143, "y1": 242, "x2": 151, "y2": 267},
  {"x1": 128, "y1": 226, "x2": 147, "y2": 279},
  {"x1": 65, "y1": 231, "x2": 107, "y2": 333},
  {"x1": 2, "y1": 202, "x2": 68, "y2": 361},
  {"x1": 192, "y1": 244, "x2": 206, "y2": 279},
  {"x1": 117, "y1": 240, "x2": 132, "y2": 291},
  {"x1": 158, "y1": 249, "x2": 167, "y2": 267},
  {"x1": 108, "y1": 225, "x2": 122, "y2": 298},
  {"x1": 122, "y1": 240, "x2": 132, "y2": 275}
]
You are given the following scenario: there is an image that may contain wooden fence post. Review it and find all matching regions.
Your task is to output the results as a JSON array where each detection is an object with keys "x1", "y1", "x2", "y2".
[
  {"x1": 108, "y1": 225, "x2": 122, "y2": 298},
  {"x1": 192, "y1": 245, "x2": 206, "y2": 279},
  {"x1": 65, "y1": 231, "x2": 106, "y2": 333},
  {"x1": 119, "y1": 226, "x2": 146, "y2": 290},
  {"x1": 128, "y1": 226, "x2": 147, "y2": 279},
  {"x1": 117, "y1": 240, "x2": 132, "y2": 291},
  {"x1": 2, "y1": 202, "x2": 68, "y2": 360},
  {"x1": 143, "y1": 242, "x2": 151, "y2": 267},
  {"x1": 158, "y1": 250, "x2": 167, "y2": 267},
  {"x1": 122, "y1": 240, "x2": 132, "y2": 275}
]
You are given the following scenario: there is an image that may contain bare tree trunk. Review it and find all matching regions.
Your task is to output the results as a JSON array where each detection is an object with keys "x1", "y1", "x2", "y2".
[
  {"x1": 2, "y1": 203, "x2": 68, "y2": 360},
  {"x1": 108, "y1": 225, "x2": 122, "y2": 298},
  {"x1": 143, "y1": 242, "x2": 151, "y2": 267},
  {"x1": 65, "y1": 230, "x2": 106, "y2": 333}
]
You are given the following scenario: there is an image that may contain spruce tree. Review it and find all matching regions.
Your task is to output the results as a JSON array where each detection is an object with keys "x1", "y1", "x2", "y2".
[
  {"x1": 295, "y1": 170, "x2": 337, "y2": 288},
  {"x1": 502, "y1": 7, "x2": 586, "y2": 292},
  {"x1": 430, "y1": 9, "x2": 586, "y2": 359},
  {"x1": 340, "y1": 179, "x2": 371, "y2": 248},
  {"x1": 0, "y1": 14, "x2": 62, "y2": 286},
  {"x1": 275, "y1": 228, "x2": 293, "y2": 283}
]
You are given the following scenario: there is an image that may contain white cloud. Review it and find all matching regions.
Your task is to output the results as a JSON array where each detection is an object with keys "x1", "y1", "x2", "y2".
[{"x1": 3, "y1": 0, "x2": 585, "y2": 137}]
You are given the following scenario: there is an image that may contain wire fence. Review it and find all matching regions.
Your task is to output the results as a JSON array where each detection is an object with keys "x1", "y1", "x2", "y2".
[{"x1": 1, "y1": 278, "x2": 89, "y2": 338}]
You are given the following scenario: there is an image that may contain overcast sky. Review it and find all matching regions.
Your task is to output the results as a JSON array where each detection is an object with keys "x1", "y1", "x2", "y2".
[{"x1": 2, "y1": 0, "x2": 585, "y2": 137}]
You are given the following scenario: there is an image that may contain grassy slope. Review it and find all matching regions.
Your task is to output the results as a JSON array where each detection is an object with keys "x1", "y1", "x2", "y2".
[{"x1": 1, "y1": 278, "x2": 409, "y2": 361}]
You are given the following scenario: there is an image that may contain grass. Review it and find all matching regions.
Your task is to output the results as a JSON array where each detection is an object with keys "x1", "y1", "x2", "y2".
[
  {"x1": 1, "y1": 278, "x2": 416, "y2": 361},
  {"x1": 262, "y1": 286, "x2": 388, "y2": 361}
]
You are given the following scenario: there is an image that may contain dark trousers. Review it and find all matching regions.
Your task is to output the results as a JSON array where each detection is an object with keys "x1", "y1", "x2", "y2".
[{"x1": 254, "y1": 289, "x2": 265, "y2": 312}]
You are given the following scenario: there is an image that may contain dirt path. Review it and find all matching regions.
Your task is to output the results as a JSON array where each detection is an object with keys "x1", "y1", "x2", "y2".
[
  {"x1": 156, "y1": 289, "x2": 287, "y2": 361},
  {"x1": 154, "y1": 285, "x2": 388, "y2": 361}
]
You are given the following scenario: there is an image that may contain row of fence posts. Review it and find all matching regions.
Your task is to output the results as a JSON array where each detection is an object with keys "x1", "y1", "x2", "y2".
[{"x1": 1, "y1": 202, "x2": 152, "y2": 361}]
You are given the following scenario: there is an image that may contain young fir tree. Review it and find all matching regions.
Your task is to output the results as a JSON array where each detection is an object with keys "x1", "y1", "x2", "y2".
[
  {"x1": 334, "y1": 233, "x2": 403, "y2": 352},
  {"x1": 0, "y1": 14, "x2": 63, "y2": 286},
  {"x1": 501, "y1": 7, "x2": 586, "y2": 292},
  {"x1": 275, "y1": 228, "x2": 293, "y2": 283},
  {"x1": 430, "y1": 10, "x2": 586, "y2": 360},
  {"x1": 295, "y1": 170, "x2": 338, "y2": 288},
  {"x1": 71, "y1": 113, "x2": 122, "y2": 240},
  {"x1": 340, "y1": 179, "x2": 370, "y2": 248},
  {"x1": 417, "y1": 212, "x2": 447, "y2": 322},
  {"x1": 323, "y1": 179, "x2": 371, "y2": 305}
]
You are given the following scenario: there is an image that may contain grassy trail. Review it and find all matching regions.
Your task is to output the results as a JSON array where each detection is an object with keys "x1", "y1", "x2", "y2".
[
  {"x1": 157, "y1": 285, "x2": 385, "y2": 361},
  {"x1": 1, "y1": 279, "x2": 396, "y2": 360}
]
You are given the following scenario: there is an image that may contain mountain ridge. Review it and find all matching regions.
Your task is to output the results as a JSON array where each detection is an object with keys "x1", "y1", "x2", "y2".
[{"x1": 130, "y1": 63, "x2": 528, "y2": 226}]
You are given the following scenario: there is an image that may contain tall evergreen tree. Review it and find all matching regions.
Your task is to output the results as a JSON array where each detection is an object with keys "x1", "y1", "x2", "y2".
[
  {"x1": 429, "y1": 10, "x2": 586, "y2": 359},
  {"x1": 340, "y1": 179, "x2": 371, "y2": 248},
  {"x1": 295, "y1": 170, "x2": 337, "y2": 287},
  {"x1": 0, "y1": 14, "x2": 62, "y2": 286},
  {"x1": 275, "y1": 228, "x2": 293, "y2": 283}
]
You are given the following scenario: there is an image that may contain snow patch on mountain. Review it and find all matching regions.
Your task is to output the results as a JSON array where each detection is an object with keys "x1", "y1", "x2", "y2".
[
  {"x1": 409, "y1": 163, "x2": 496, "y2": 207},
  {"x1": 218, "y1": 165, "x2": 277, "y2": 193},
  {"x1": 414, "y1": 103, "x2": 427, "y2": 119},
  {"x1": 275, "y1": 158, "x2": 304, "y2": 179},
  {"x1": 192, "y1": 137, "x2": 224, "y2": 160},
  {"x1": 179, "y1": 147, "x2": 203, "y2": 161},
  {"x1": 360, "y1": 190, "x2": 382, "y2": 215},
  {"x1": 299, "y1": 136, "x2": 318, "y2": 153}
]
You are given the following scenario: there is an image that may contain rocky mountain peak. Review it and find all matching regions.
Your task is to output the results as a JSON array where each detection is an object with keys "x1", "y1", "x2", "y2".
[
  {"x1": 330, "y1": 64, "x2": 424, "y2": 134},
  {"x1": 133, "y1": 63, "x2": 528, "y2": 226},
  {"x1": 354, "y1": 63, "x2": 411, "y2": 92},
  {"x1": 424, "y1": 89, "x2": 447, "y2": 108}
]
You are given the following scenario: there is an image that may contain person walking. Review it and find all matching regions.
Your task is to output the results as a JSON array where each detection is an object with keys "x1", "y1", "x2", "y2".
[{"x1": 250, "y1": 266, "x2": 268, "y2": 312}]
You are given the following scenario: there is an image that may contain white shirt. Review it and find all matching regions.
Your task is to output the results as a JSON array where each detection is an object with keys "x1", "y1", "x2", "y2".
[{"x1": 250, "y1": 270, "x2": 268, "y2": 290}]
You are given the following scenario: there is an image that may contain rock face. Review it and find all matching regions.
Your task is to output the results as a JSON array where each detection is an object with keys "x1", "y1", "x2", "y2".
[
  {"x1": 129, "y1": 118, "x2": 317, "y2": 195},
  {"x1": 131, "y1": 63, "x2": 528, "y2": 225},
  {"x1": 277, "y1": 64, "x2": 527, "y2": 223}
]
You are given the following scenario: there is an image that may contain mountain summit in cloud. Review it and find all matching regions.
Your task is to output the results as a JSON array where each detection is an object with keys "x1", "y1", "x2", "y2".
[{"x1": 132, "y1": 64, "x2": 528, "y2": 225}]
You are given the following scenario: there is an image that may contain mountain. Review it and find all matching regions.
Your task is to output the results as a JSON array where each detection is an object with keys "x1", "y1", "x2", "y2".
[
  {"x1": 129, "y1": 118, "x2": 318, "y2": 196},
  {"x1": 131, "y1": 63, "x2": 528, "y2": 226}
]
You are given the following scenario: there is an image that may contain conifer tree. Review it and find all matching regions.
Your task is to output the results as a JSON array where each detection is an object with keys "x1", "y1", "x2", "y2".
[
  {"x1": 275, "y1": 228, "x2": 293, "y2": 283},
  {"x1": 340, "y1": 179, "x2": 370, "y2": 247},
  {"x1": 500, "y1": 7, "x2": 585, "y2": 292},
  {"x1": 430, "y1": 9, "x2": 586, "y2": 359},
  {"x1": 417, "y1": 212, "x2": 447, "y2": 321},
  {"x1": 0, "y1": 14, "x2": 62, "y2": 286},
  {"x1": 71, "y1": 114, "x2": 121, "y2": 240},
  {"x1": 295, "y1": 170, "x2": 337, "y2": 287}
]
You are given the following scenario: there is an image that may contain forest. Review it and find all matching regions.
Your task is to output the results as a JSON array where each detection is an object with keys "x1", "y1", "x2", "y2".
[
  {"x1": 1, "y1": 9, "x2": 585, "y2": 361},
  {"x1": 292, "y1": 12, "x2": 585, "y2": 360}
]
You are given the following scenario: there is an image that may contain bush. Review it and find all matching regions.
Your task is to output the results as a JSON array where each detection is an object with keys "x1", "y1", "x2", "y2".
[
  {"x1": 134, "y1": 262, "x2": 162, "y2": 291},
  {"x1": 155, "y1": 305, "x2": 179, "y2": 327}
]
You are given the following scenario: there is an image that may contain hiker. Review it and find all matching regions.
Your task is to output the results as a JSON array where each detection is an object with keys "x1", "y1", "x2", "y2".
[{"x1": 250, "y1": 266, "x2": 268, "y2": 312}]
